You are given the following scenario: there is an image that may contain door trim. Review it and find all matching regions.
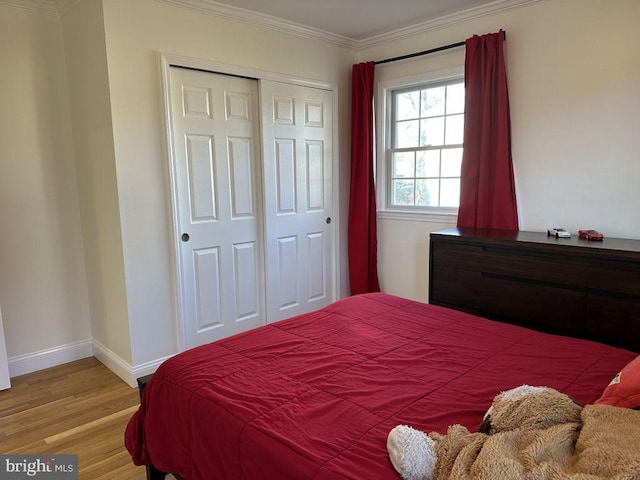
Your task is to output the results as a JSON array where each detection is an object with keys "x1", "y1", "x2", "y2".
[{"x1": 159, "y1": 52, "x2": 340, "y2": 351}]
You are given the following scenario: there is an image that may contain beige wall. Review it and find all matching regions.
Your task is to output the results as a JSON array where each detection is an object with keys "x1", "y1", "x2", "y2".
[
  {"x1": 100, "y1": 0, "x2": 356, "y2": 367},
  {"x1": 361, "y1": 0, "x2": 640, "y2": 301},
  {"x1": 0, "y1": 5, "x2": 90, "y2": 367},
  {"x1": 62, "y1": 0, "x2": 132, "y2": 365}
]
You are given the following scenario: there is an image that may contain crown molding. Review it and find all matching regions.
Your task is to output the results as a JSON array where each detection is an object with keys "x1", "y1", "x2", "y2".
[
  {"x1": 55, "y1": 0, "x2": 81, "y2": 16},
  {"x1": 357, "y1": 0, "x2": 549, "y2": 49},
  {"x1": 156, "y1": 0, "x2": 549, "y2": 51},
  {"x1": 0, "y1": 0, "x2": 58, "y2": 16},
  {"x1": 0, "y1": 0, "x2": 81, "y2": 16},
  {"x1": 155, "y1": 0, "x2": 357, "y2": 48},
  {"x1": 2, "y1": 0, "x2": 550, "y2": 50}
]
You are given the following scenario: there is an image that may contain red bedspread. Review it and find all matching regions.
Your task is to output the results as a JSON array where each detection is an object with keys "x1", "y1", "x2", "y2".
[{"x1": 125, "y1": 293, "x2": 636, "y2": 480}]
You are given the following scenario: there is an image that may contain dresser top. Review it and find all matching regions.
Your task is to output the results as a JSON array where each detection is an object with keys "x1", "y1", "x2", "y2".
[{"x1": 431, "y1": 228, "x2": 640, "y2": 260}]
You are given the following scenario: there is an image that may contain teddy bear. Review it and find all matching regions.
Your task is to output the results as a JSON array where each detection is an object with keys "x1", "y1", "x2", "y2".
[{"x1": 387, "y1": 385, "x2": 640, "y2": 480}]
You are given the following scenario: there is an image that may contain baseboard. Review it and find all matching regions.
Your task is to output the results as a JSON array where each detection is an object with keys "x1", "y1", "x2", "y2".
[
  {"x1": 8, "y1": 338, "x2": 93, "y2": 378},
  {"x1": 91, "y1": 339, "x2": 135, "y2": 387},
  {"x1": 92, "y1": 339, "x2": 173, "y2": 388},
  {"x1": 7, "y1": 337, "x2": 172, "y2": 388},
  {"x1": 131, "y1": 355, "x2": 173, "y2": 385}
]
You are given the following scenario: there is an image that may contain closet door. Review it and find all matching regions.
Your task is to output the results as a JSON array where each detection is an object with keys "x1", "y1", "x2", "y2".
[
  {"x1": 169, "y1": 67, "x2": 265, "y2": 349},
  {"x1": 260, "y1": 80, "x2": 335, "y2": 322}
]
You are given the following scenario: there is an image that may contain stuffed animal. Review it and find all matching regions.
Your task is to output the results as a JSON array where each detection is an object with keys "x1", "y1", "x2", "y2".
[{"x1": 387, "y1": 385, "x2": 640, "y2": 480}]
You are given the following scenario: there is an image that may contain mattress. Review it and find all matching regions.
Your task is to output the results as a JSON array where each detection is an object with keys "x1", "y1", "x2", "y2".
[{"x1": 125, "y1": 293, "x2": 636, "y2": 479}]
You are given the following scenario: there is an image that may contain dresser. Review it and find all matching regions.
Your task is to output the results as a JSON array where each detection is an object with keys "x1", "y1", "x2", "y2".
[{"x1": 429, "y1": 228, "x2": 640, "y2": 352}]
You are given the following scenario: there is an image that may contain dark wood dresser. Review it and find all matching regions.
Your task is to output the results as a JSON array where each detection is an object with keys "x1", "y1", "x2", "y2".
[{"x1": 429, "y1": 228, "x2": 640, "y2": 352}]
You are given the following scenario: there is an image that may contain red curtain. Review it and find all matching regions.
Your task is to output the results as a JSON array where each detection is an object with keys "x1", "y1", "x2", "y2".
[
  {"x1": 348, "y1": 62, "x2": 380, "y2": 294},
  {"x1": 457, "y1": 30, "x2": 519, "y2": 230}
]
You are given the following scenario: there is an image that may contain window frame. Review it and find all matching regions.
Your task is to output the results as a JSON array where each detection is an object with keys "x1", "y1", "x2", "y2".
[{"x1": 376, "y1": 66, "x2": 464, "y2": 221}]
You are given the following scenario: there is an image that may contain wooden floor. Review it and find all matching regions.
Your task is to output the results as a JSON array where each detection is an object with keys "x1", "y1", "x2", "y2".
[{"x1": 0, "y1": 357, "x2": 148, "y2": 479}]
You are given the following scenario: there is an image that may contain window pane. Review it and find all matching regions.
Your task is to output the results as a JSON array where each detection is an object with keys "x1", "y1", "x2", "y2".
[
  {"x1": 446, "y1": 83, "x2": 465, "y2": 114},
  {"x1": 396, "y1": 120, "x2": 419, "y2": 148},
  {"x1": 396, "y1": 91, "x2": 420, "y2": 120},
  {"x1": 416, "y1": 150, "x2": 440, "y2": 177},
  {"x1": 393, "y1": 152, "x2": 415, "y2": 178},
  {"x1": 421, "y1": 86, "x2": 445, "y2": 117},
  {"x1": 388, "y1": 77, "x2": 463, "y2": 212},
  {"x1": 415, "y1": 179, "x2": 439, "y2": 206},
  {"x1": 420, "y1": 117, "x2": 444, "y2": 146},
  {"x1": 392, "y1": 179, "x2": 415, "y2": 205},
  {"x1": 441, "y1": 148, "x2": 462, "y2": 177},
  {"x1": 445, "y1": 114, "x2": 464, "y2": 145},
  {"x1": 440, "y1": 178, "x2": 460, "y2": 207}
]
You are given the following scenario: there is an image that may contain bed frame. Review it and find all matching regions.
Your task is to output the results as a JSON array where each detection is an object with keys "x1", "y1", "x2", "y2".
[{"x1": 136, "y1": 374, "x2": 181, "y2": 480}]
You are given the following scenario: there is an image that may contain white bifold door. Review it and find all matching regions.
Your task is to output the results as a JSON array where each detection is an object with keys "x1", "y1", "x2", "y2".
[{"x1": 169, "y1": 67, "x2": 334, "y2": 350}]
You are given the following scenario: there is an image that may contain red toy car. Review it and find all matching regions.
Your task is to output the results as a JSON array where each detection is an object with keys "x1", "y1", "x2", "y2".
[{"x1": 578, "y1": 229, "x2": 604, "y2": 241}]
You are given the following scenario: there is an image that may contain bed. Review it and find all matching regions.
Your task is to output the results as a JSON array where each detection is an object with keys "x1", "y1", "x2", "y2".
[{"x1": 125, "y1": 293, "x2": 638, "y2": 480}]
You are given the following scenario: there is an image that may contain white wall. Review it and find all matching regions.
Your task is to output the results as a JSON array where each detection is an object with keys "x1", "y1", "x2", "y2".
[
  {"x1": 62, "y1": 0, "x2": 133, "y2": 368},
  {"x1": 0, "y1": 4, "x2": 91, "y2": 375},
  {"x1": 99, "y1": 0, "x2": 357, "y2": 369},
  {"x1": 361, "y1": 0, "x2": 640, "y2": 301}
]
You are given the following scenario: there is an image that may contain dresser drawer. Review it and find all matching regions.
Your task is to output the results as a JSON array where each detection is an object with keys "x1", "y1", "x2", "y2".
[
  {"x1": 431, "y1": 242, "x2": 588, "y2": 288},
  {"x1": 430, "y1": 242, "x2": 487, "y2": 271},
  {"x1": 587, "y1": 261, "x2": 640, "y2": 296},
  {"x1": 480, "y1": 248, "x2": 587, "y2": 288},
  {"x1": 587, "y1": 293, "x2": 640, "y2": 350},
  {"x1": 430, "y1": 266, "x2": 586, "y2": 334}
]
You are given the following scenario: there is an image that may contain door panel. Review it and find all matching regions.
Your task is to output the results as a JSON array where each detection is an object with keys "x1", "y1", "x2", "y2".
[
  {"x1": 170, "y1": 67, "x2": 265, "y2": 348},
  {"x1": 261, "y1": 80, "x2": 334, "y2": 322},
  {"x1": 193, "y1": 247, "x2": 222, "y2": 331},
  {"x1": 185, "y1": 134, "x2": 216, "y2": 221}
]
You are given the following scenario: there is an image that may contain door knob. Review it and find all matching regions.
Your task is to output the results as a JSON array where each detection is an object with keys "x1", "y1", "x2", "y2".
[
  {"x1": 181, "y1": 233, "x2": 190, "y2": 242},
  {"x1": 325, "y1": 217, "x2": 332, "y2": 224}
]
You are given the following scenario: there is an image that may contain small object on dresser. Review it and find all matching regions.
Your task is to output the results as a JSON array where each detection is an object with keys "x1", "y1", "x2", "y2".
[
  {"x1": 547, "y1": 228, "x2": 571, "y2": 238},
  {"x1": 578, "y1": 229, "x2": 604, "y2": 241}
]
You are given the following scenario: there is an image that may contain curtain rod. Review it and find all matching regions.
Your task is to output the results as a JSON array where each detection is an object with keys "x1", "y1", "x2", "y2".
[{"x1": 374, "y1": 30, "x2": 506, "y2": 66}]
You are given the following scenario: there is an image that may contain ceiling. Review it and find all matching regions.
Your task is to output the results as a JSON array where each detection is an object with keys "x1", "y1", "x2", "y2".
[{"x1": 203, "y1": 0, "x2": 502, "y2": 40}]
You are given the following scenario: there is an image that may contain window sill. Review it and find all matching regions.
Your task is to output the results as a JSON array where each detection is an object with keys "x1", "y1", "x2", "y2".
[{"x1": 377, "y1": 210, "x2": 458, "y2": 224}]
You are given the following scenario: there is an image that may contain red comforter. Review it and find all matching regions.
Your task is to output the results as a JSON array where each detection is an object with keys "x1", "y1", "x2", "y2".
[{"x1": 125, "y1": 293, "x2": 636, "y2": 479}]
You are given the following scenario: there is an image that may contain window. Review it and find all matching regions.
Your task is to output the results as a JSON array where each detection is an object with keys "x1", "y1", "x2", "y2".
[{"x1": 386, "y1": 78, "x2": 464, "y2": 212}]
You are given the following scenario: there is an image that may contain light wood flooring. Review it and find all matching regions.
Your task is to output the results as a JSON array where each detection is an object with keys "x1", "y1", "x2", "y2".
[{"x1": 0, "y1": 357, "x2": 148, "y2": 479}]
